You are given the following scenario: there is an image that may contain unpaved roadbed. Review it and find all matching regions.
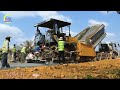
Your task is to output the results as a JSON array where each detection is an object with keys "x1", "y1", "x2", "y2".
[{"x1": 0, "y1": 59, "x2": 120, "y2": 79}]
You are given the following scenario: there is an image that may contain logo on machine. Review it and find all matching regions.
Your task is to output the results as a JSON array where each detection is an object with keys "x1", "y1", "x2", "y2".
[{"x1": 3, "y1": 14, "x2": 12, "y2": 23}]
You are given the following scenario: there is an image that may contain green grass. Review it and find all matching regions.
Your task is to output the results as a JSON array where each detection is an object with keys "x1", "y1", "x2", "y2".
[
  {"x1": 108, "y1": 69, "x2": 120, "y2": 78},
  {"x1": 84, "y1": 75, "x2": 95, "y2": 79}
]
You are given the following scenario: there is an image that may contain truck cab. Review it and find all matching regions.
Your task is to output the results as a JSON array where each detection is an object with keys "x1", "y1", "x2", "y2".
[{"x1": 98, "y1": 42, "x2": 120, "y2": 59}]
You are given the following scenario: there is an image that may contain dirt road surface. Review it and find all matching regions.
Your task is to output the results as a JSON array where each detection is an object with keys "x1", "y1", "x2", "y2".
[{"x1": 0, "y1": 59, "x2": 120, "y2": 79}]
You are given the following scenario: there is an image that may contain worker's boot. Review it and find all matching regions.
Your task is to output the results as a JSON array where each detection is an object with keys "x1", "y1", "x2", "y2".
[
  {"x1": 63, "y1": 59, "x2": 65, "y2": 64},
  {"x1": 6, "y1": 63, "x2": 10, "y2": 68},
  {"x1": 58, "y1": 59, "x2": 61, "y2": 64}
]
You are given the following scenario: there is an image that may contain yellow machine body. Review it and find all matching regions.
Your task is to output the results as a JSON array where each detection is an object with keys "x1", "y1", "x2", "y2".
[
  {"x1": 76, "y1": 42, "x2": 96, "y2": 57},
  {"x1": 66, "y1": 36, "x2": 96, "y2": 57},
  {"x1": 66, "y1": 36, "x2": 78, "y2": 43}
]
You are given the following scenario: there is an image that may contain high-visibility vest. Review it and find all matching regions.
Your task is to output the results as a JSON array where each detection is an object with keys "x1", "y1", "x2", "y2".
[
  {"x1": 12, "y1": 47, "x2": 16, "y2": 53},
  {"x1": 21, "y1": 47, "x2": 26, "y2": 54},
  {"x1": 2, "y1": 40, "x2": 9, "y2": 53},
  {"x1": 58, "y1": 40, "x2": 64, "y2": 51}
]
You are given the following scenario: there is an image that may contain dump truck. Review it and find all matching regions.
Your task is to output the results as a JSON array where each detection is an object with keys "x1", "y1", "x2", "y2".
[
  {"x1": 74, "y1": 24, "x2": 107, "y2": 61},
  {"x1": 96, "y1": 42, "x2": 120, "y2": 60},
  {"x1": 75, "y1": 24, "x2": 120, "y2": 61},
  {"x1": 31, "y1": 18, "x2": 117, "y2": 64}
]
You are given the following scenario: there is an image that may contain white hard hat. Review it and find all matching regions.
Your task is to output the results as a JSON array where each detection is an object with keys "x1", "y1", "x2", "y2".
[
  {"x1": 35, "y1": 51, "x2": 39, "y2": 54},
  {"x1": 59, "y1": 37, "x2": 63, "y2": 40}
]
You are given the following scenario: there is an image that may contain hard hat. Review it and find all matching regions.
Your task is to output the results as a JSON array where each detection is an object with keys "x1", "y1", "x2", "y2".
[
  {"x1": 5, "y1": 36, "x2": 12, "y2": 39},
  {"x1": 35, "y1": 51, "x2": 39, "y2": 54},
  {"x1": 59, "y1": 37, "x2": 63, "y2": 40}
]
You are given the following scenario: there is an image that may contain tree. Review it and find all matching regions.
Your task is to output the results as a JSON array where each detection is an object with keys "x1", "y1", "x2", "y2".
[{"x1": 20, "y1": 40, "x2": 34, "y2": 53}]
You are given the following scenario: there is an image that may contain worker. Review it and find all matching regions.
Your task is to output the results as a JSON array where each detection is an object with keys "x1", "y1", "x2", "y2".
[
  {"x1": 35, "y1": 45, "x2": 40, "y2": 52},
  {"x1": 20, "y1": 46, "x2": 26, "y2": 63},
  {"x1": 58, "y1": 37, "x2": 65, "y2": 64},
  {"x1": 34, "y1": 45, "x2": 41, "y2": 60},
  {"x1": 1, "y1": 36, "x2": 11, "y2": 69},
  {"x1": 11, "y1": 44, "x2": 16, "y2": 62},
  {"x1": 34, "y1": 29, "x2": 42, "y2": 46},
  {"x1": 41, "y1": 44, "x2": 46, "y2": 51}
]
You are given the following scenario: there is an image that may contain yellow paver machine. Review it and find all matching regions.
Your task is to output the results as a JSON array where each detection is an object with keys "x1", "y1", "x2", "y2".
[{"x1": 33, "y1": 18, "x2": 106, "y2": 63}]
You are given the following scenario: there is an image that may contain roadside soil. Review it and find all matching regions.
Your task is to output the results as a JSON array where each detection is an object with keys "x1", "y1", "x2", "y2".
[{"x1": 1, "y1": 58, "x2": 120, "y2": 79}]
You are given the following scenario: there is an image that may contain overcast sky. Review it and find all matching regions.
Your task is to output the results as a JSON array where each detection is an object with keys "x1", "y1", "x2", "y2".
[{"x1": 0, "y1": 11, "x2": 120, "y2": 48}]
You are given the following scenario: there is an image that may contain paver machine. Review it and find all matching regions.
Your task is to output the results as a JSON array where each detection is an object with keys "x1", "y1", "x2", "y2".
[
  {"x1": 33, "y1": 18, "x2": 108, "y2": 64},
  {"x1": 34, "y1": 18, "x2": 78, "y2": 63}
]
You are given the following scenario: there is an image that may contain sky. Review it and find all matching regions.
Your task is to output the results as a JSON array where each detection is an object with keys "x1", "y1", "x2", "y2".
[{"x1": 0, "y1": 11, "x2": 120, "y2": 48}]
